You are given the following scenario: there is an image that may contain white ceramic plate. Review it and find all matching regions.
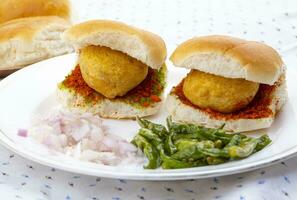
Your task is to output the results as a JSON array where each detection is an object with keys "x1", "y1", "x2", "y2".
[{"x1": 0, "y1": 53, "x2": 297, "y2": 180}]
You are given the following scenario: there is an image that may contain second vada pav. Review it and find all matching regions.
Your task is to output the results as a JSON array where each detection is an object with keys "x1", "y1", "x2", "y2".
[
  {"x1": 167, "y1": 35, "x2": 287, "y2": 132},
  {"x1": 58, "y1": 20, "x2": 167, "y2": 119}
]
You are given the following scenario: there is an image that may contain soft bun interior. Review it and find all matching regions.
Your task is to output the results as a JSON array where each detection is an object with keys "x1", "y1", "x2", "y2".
[{"x1": 0, "y1": 16, "x2": 73, "y2": 70}]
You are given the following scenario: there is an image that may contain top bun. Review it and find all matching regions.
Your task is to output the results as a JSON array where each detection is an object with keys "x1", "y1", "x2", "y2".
[
  {"x1": 0, "y1": 0, "x2": 71, "y2": 24},
  {"x1": 170, "y1": 35, "x2": 284, "y2": 85},
  {"x1": 63, "y1": 20, "x2": 167, "y2": 69}
]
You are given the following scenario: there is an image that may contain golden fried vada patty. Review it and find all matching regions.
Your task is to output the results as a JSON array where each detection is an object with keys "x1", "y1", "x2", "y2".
[
  {"x1": 79, "y1": 46, "x2": 149, "y2": 98},
  {"x1": 183, "y1": 70, "x2": 260, "y2": 113}
]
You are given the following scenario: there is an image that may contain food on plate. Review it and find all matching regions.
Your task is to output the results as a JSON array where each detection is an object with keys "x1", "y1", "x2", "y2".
[
  {"x1": 131, "y1": 117, "x2": 271, "y2": 169},
  {"x1": 21, "y1": 109, "x2": 144, "y2": 166},
  {"x1": 0, "y1": 0, "x2": 71, "y2": 24},
  {"x1": 0, "y1": 16, "x2": 73, "y2": 74},
  {"x1": 58, "y1": 20, "x2": 167, "y2": 118},
  {"x1": 167, "y1": 35, "x2": 287, "y2": 132},
  {"x1": 79, "y1": 46, "x2": 149, "y2": 98},
  {"x1": 183, "y1": 70, "x2": 260, "y2": 113}
]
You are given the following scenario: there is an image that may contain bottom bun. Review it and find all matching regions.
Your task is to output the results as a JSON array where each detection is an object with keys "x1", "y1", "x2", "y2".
[
  {"x1": 57, "y1": 64, "x2": 166, "y2": 119},
  {"x1": 57, "y1": 88, "x2": 162, "y2": 119},
  {"x1": 166, "y1": 76, "x2": 287, "y2": 132},
  {"x1": 57, "y1": 89, "x2": 161, "y2": 119}
]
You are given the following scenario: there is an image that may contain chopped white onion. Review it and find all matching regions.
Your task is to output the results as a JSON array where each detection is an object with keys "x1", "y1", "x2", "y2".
[
  {"x1": 17, "y1": 129, "x2": 28, "y2": 137},
  {"x1": 27, "y1": 109, "x2": 144, "y2": 166}
]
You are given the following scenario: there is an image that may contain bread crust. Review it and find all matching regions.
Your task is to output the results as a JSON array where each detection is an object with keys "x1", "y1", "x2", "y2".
[
  {"x1": 63, "y1": 20, "x2": 167, "y2": 69},
  {"x1": 0, "y1": 16, "x2": 73, "y2": 70},
  {"x1": 170, "y1": 35, "x2": 284, "y2": 85},
  {"x1": 0, "y1": 0, "x2": 71, "y2": 23},
  {"x1": 0, "y1": 16, "x2": 70, "y2": 42}
]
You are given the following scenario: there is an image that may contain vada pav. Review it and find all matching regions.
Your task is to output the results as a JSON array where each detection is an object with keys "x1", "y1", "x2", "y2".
[
  {"x1": 58, "y1": 20, "x2": 167, "y2": 118},
  {"x1": 167, "y1": 35, "x2": 287, "y2": 132}
]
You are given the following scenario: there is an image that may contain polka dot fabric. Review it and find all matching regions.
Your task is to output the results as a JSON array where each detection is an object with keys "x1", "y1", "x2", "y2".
[
  {"x1": 73, "y1": 0, "x2": 297, "y2": 53},
  {"x1": 1, "y1": 145, "x2": 297, "y2": 199},
  {"x1": 1, "y1": 0, "x2": 297, "y2": 199}
]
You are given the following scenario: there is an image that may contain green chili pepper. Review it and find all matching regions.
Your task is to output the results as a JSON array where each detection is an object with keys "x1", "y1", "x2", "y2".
[
  {"x1": 255, "y1": 134, "x2": 271, "y2": 151},
  {"x1": 132, "y1": 117, "x2": 272, "y2": 169},
  {"x1": 199, "y1": 148, "x2": 230, "y2": 158},
  {"x1": 172, "y1": 142, "x2": 204, "y2": 161},
  {"x1": 138, "y1": 128, "x2": 162, "y2": 143},
  {"x1": 131, "y1": 134, "x2": 161, "y2": 169},
  {"x1": 137, "y1": 117, "x2": 168, "y2": 138},
  {"x1": 206, "y1": 157, "x2": 227, "y2": 165},
  {"x1": 228, "y1": 138, "x2": 258, "y2": 159},
  {"x1": 161, "y1": 151, "x2": 206, "y2": 169},
  {"x1": 214, "y1": 140, "x2": 223, "y2": 148},
  {"x1": 167, "y1": 117, "x2": 202, "y2": 136},
  {"x1": 224, "y1": 135, "x2": 242, "y2": 148},
  {"x1": 164, "y1": 133, "x2": 177, "y2": 155}
]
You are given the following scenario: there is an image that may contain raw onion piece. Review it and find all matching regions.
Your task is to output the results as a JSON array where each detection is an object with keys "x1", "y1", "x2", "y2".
[
  {"x1": 27, "y1": 109, "x2": 144, "y2": 166},
  {"x1": 17, "y1": 129, "x2": 28, "y2": 137}
]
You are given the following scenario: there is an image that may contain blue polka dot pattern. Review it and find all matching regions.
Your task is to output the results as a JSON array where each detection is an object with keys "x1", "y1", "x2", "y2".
[{"x1": 1, "y1": 0, "x2": 297, "y2": 199}]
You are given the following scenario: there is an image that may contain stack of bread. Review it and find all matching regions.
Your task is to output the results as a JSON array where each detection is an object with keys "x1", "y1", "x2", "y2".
[{"x1": 0, "y1": 0, "x2": 73, "y2": 76}]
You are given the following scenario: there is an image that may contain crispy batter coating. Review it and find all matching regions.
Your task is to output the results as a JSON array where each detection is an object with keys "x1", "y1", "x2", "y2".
[
  {"x1": 79, "y1": 46, "x2": 148, "y2": 98},
  {"x1": 183, "y1": 70, "x2": 260, "y2": 113}
]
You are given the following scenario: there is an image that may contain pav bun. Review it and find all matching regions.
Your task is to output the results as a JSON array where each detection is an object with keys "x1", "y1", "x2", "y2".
[
  {"x1": 167, "y1": 35, "x2": 287, "y2": 132},
  {"x1": 0, "y1": 0, "x2": 71, "y2": 23},
  {"x1": 58, "y1": 20, "x2": 167, "y2": 119},
  {"x1": 63, "y1": 20, "x2": 167, "y2": 69},
  {"x1": 170, "y1": 35, "x2": 284, "y2": 85},
  {"x1": 0, "y1": 16, "x2": 73, "y2": 71}
]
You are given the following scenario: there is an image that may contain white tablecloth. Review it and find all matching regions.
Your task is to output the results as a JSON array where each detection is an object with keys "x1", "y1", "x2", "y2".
[{"x1": 1, "y1": 0, "x2": 297, "y2": 199}]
